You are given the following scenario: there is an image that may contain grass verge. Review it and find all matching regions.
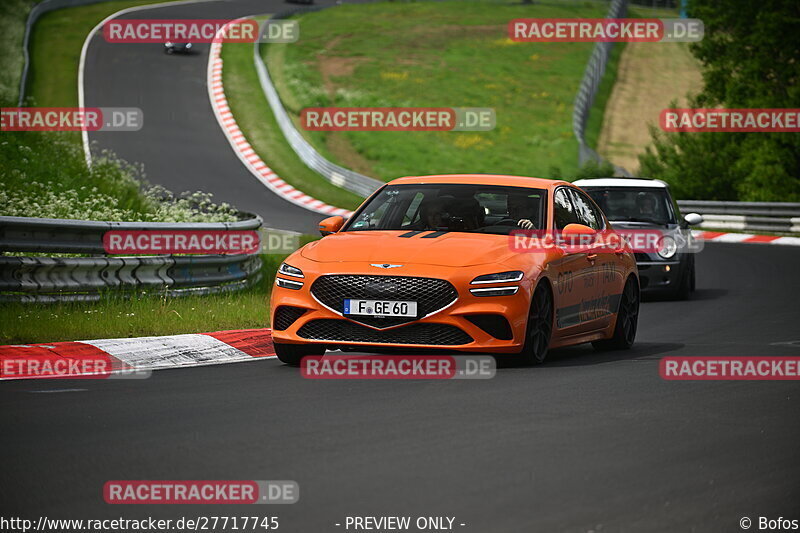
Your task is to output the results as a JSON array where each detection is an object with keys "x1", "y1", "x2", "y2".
[
  {"x1": 0, "y1": 253, "x2": 280, "y2": 344},
  {"x1": 0, "y1": 0, "x2": 37, "y2": 107},
  {"x1": 26, "y1": 0, "x2": 165, "y2": 108},
  {"x1": 584, "y1": 41, "x2": 626, "y2": 152},
  {"x1": 264, "y1": 0, "x2": 611, "y2": 183},
  {"x1": 220, "y1": 22, "x2": 364, "y2": 211}
]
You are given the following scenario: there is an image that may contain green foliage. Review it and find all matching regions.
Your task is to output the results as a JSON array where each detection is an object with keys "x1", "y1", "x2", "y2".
[
  {"x1": 0, "y1": 1, "x2": 240, "y2": 221},
  {"x1": 0, "y1": 131, "x2": 238, "y2": 221},
  {"x1": 0, "y1": 0, "x2": 36, "y2": 107},
  {"x1": 638, "y1": 0, "x2": 800, "y2": 201},
  {"x1": 570, "y1": 159, "x2": 616, "y2": 180}
]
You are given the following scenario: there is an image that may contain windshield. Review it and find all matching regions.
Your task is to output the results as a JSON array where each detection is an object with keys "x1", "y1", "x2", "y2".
[
  {"x1": 344, "y1": 184, "x2": 547, "y2": 235},
  {"x1": 582, "y1": 187, "x2": 676, "y2": 225}
]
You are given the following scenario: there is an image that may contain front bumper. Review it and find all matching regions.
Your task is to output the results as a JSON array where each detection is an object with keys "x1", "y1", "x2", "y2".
[
  {"x1": 270, "y1": 266, "x2": 532, "y2": 354},
  {"x1": 635, "y1": 255, "x2": 684, "y2": 291}
]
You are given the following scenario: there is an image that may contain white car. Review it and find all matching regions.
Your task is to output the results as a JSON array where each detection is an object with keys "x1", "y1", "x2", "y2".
[{"x1": 574, "y1": 178, "x2": 703, "y2": 299}]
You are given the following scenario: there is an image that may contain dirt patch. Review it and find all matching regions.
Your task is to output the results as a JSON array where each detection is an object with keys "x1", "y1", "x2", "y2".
[
  {"x1": 316, "y1": 36, "x2": 369, "y2": 96},
  {"x1": 325, "y1": 133, "x2": 377, "y2": 177},
  {"x1": 598, "y1": 41, "x2": 703, "y2": 173},
  {"x1": 318, "y1": 56, "x2": 368, "y2": 96}
]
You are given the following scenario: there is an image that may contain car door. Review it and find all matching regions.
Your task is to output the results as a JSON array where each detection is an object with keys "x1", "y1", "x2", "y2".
[
  {"x1": 549, "y1": 187, "x2": 595, "y2": 334},
  {"x1": 568, "y1": 187, "x2": 624, "y2": 330}
]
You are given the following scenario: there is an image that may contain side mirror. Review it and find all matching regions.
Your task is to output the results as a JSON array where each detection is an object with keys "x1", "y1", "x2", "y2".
[
  {"x1": 562, "y1": 223, "x2": 596, "y2": 236},
  {"x1": 319, "y1": 216, "x2": 345, "y2": 236},
  {"x1": 684, "y1": 213, "x2": 704, "y2": 226}
]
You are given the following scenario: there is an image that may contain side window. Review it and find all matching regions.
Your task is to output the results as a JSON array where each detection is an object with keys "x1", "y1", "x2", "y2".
[
  {"x1": 569, "y1": 189, "x2": 601, "y2": 230},
  {"x1": 554, "y1": 188, "x2": 579, "y2": 230}
]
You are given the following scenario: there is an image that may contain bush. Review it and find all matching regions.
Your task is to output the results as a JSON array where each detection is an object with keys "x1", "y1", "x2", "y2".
[
  {"x1": 637, "y1": 0, "x2": 800, "y2": 201},
  {"x1": 0, "y1": 131, "x2": 239, "y2": 222}
]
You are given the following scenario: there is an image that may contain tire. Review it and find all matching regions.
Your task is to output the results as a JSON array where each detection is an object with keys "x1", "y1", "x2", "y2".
[
  {"x1": 593, "y1": 277, "x2": 639, "y2": 351},
  {"x1": 673, "y1": 262, "x2": 692, "y2": 300},
  {"x1": 165, "y1": 48, "x2": 174, "y2": 55},
  {"x1": 274, "y1": 342, "x2": 325, "y2": 366},
  {"x1": 500, "y1": 282, "x2": 553, "y2": 366},
  {"x1": 689, "y1": 261, "x2": 696, "y2": 292}
]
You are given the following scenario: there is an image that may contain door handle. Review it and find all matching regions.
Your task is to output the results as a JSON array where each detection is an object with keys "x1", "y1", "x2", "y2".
[{"x1": 587, "y1": 253, "x2": 598, "y2": 262}]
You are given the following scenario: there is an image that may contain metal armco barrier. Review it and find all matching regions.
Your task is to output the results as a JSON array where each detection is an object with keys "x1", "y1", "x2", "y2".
[
  {"x1": 677, "y1": 201, "x2": 800, "y2": 234},
  {"x1": 0, "y1": 215, "x2": 264, "y2": 302},
  {"x1": 572, "y1": 0, "x2": 630, "y2": 175},
  {"x1": 254, "y1": 8, "x2": 383, "y2": 198}
]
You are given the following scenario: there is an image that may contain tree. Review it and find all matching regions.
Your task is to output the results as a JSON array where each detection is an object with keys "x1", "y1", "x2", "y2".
[{"x1": 638, "y1": 0, "x2": 800, "y2": 201}]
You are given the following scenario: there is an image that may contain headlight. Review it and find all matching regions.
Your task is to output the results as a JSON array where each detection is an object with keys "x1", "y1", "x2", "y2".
[
  {"x1": 470, "y1": 271, "x2": 524, "y2": 285},
  {"x1": 276, "y1": 278, "x2": 303, "y2": 290},
  {"x1": 657, "y1": 236, "x2": 677, "y2": 259},
  {"x1": 470, "y1": 286, "x2": 519, "y2": 297},
  {"x1": 278, "y1": 262, "x2": 304, "y2": 278}
]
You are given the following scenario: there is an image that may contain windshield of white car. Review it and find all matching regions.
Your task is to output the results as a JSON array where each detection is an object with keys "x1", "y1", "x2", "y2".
[
  {"x1": 583, "y1": 187, "x2": 676, "y2": 226},
  {"x1": 343, "y1": 184, "x2": 547, "y2": 235}
]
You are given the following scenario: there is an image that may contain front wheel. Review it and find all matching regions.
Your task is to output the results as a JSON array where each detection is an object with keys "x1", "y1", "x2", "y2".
[
  {"x1": 593, "y1": 277, "x2": 639, "y2": 351},
  {"x1": 504, "y1": 282, "x2": 553, "y2": 366},
  {"x1": 274, "y1": 342, "x2": 325, "y2": 366}
]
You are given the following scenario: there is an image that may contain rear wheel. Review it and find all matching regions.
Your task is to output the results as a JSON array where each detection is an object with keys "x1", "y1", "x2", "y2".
[
  {"x1": 593, "y1": 277, "x2": 639, "y2": 351},
  {"x1": 274, "y1": 342, "x2": 325, "y2": 366},
  {"x1": 507, "y1": 282, "x2": 553, "y2": 366}
]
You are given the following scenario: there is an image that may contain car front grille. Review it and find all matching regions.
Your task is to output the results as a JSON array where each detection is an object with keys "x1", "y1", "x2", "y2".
[
  {"x1": 297, "y1": 319, "x2": 473, "y2": 346},
  {"x1": 310, "y1": 275, "x2": 458, "y2": 328}
]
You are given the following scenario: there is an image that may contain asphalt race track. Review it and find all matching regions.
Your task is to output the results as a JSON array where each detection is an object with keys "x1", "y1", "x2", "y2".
[
  {"x1": 84, "y1": 0, "x2": 353, "y2": 234},
  {"x1": 2, "y1": 243, "x2": 799, "y2": 531},
  {"x1": 4, "y1": 0, "x2": 799, "y2": 531}
]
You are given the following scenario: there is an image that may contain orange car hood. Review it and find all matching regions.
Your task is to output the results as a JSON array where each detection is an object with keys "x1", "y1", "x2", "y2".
[{"x1": 301, "y1": 231, "x2": 517, "y2": 267}]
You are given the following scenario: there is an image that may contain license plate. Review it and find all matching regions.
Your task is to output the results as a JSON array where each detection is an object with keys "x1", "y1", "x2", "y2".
[{"x1": 343, "y1": 299, "x2": 417, "y2": 318}]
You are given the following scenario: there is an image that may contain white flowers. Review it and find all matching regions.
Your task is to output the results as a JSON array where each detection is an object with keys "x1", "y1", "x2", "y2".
[{"x1": 0, "y1": 134, "x2": 239, "y2": 223}]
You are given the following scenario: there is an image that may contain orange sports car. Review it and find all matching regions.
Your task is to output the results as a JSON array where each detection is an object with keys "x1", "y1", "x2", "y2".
[{"x1": 270, "y1": 175, "x2": 640, "y2": 365}]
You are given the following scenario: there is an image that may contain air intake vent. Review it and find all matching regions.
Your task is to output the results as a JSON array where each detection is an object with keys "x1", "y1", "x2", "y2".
[{"x1": 273, "y1": 306, "x2": 307, "y2": 331}]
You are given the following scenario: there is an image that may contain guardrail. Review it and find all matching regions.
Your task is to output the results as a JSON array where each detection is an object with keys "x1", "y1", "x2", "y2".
[
  {"x1": 572, "y1": 0, "x2": 631, "y2": 176},
  {"x1": 0, "y1": 215, "x2": 264, "y2": 302},
  {"x1": 677, "y1": 200, "x2": 800, "y2": 234},
  {"x1": 254, "y1": 8, "x2": 383, "y2": 199}
]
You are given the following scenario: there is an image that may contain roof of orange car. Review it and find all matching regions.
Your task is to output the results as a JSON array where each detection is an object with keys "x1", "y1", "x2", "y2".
[{"x1": 389, "y1": 174, "x2": 569, "y2": 189}]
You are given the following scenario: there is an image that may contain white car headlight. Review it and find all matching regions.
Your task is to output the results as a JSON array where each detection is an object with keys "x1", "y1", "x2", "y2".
[
  {"x1": 470, "y1": 271, "x2": 524, "y2": 285},
  {"x1": 278, "y1": 262, "x2": 304, "y2": 278},
  {"x1": 657, "y1": 236, "x2": 677, "y2": 259}
]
